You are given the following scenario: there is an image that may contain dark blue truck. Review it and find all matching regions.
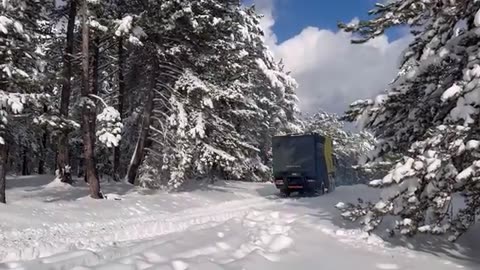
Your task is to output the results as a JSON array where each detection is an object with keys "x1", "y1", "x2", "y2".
[{"x1": 272, "y1": 134, "x2": 336, "y2": 196}]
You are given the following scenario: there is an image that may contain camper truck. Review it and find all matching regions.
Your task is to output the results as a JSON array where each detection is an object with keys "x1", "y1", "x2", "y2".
[{"x1": 272, "y1": 133, "x2": 336, "y2": 196}]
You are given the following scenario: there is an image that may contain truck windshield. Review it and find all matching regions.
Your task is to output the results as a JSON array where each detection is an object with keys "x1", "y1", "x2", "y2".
[{"x1": 272, "y1": 136, "x2": 316, "y2": 176}]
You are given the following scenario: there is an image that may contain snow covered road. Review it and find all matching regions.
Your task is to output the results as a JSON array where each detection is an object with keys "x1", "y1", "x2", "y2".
[{"x1": 1, "y1": 176, "x2": 479, "y2": 270}]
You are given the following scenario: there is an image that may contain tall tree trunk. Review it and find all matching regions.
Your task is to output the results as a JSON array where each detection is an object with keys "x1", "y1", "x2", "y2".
[
  {"x1": 56, "y1": 0, "x2": 77, "y2": 184},
  {"x1": 88, "y1": 34, "x2": 100, "y2": 182},
  {"x1": 39, "y1": 105, "x2": 48, "y2": 175},
  {"x1": 0, "y1": 144, "x2": 8, "y2": 204},
  {"x1": 22, "y1": 147, "x2": 28, "y2": 176},
  {"x1": 113, "y1": 35, "x2": 125, "y2": 182},
  {"x1": 38, "y1": 130, "x2": 48, "y2": 174},
  {"x1": 81, "y1": 0, "x2": 102, "y2": 199},
  {"x1": 126, "y1": 64, "x2": 156, "y2": 185}
]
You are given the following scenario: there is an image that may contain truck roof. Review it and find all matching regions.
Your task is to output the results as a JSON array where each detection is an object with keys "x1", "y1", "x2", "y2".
[{"x1": 273, "y1": 133, "x2": 330, "y2": 142}]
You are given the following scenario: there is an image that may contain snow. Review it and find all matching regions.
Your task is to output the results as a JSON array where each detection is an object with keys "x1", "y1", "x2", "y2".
[
  {"x1": 457, "y1": 160, "x2": 480, "y2": 182},
  {"x1": 441, "y1": 84, "x2": 462, "y2": 102},
  {"x1": 115, "y1": 16, "x2": 133, "y2": 37},
  {"x1": 335, "y1": 202, "x2": 347, "y2": 209},
  {"x1": 255, "y1": 58, "x2": 285, "y2": 93},
  {"x1": 475, "y1": 8, "x2": 480, "y2": 28},
  {"x1": 449, "y1": 97, "x2": 477, "y2": 125},
  {"x1": 0, "y1": 176, "x2": 478, "y2": 270},
  {"x1": 427, "y1": 159, "x2": 442, "y2": 173},
  {"x1": 0, "y1": 15, "x2": 13, "y2": 34},
  {"x1": 466, "y1": 140, "x2": 480, "y2": 150},
  {"x1": 89, "y1": 20, "x2": 108, "y2": 32},
  {"x1": 172, "y1": 260, "x2": 189, "y2": 270},
  {"x1": 96, "y1": 106, "x2": 123, "y2": 148}
]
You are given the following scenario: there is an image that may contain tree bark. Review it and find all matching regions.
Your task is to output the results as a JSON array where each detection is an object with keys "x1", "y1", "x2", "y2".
[
  {"x1": 81, "y1": 0, "x2": 102, "y2": 199},
  {"x1": 113, "y1": 36, "x2": 125, "y2": 182},
  {"x1": 56, "y1": 0, "x2": 77, "y2": 184},
  {"x1": 22, "y1": 147, "x2": 28, "y2": 175},
  {"x1": 38, "y1": 105, "x2": 48, "y2": 175},
  {"x1": 126, "y1": 64, "x2": 156, "y2": 185},
  {"x1": 39, "y1": 130, "x2": 48, "y2": 174},
  {"x1": 0, "y1": 144, "x2": 8, "y2": 204},
  {"x1": 91, "y1": 34, "x2": 100, "y2": 182}
]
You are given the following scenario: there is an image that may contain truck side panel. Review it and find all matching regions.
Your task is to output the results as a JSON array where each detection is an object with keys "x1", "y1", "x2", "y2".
[
  {"x1": 324, "y1": 137, "x2": 334, "y2": 175},
  {"x1": 315, "y1": 140, "x2": 329, "y2": 187}
]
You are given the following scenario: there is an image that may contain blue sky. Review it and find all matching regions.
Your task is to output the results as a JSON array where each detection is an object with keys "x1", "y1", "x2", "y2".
[
  {"x1": 247, "y1": 0, "x2": 406, "y2": 43},
  {"x1": 247, "y1": 0, "x2": 411, "y2": 114},
  {"x1": 271, "y1": 0, "x2": 373, "y2": 42}
]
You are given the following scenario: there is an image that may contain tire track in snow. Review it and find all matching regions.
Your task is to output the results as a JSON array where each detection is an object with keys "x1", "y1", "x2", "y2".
[
  {"x1": 0, "y1": 195, "x2": 281, "y2": 265},
  {"x1": 4, "y1": 206, "x2": 297, "y2": 270}
]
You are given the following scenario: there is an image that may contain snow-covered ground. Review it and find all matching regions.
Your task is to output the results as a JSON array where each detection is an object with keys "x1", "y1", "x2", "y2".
[{"x1": 1, "y1": 176, "x2": 480, "y2": 270}]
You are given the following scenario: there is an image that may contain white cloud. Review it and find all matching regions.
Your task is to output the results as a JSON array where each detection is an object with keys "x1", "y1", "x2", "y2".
[
  {"x1": 249, "y1": 0, "x2": 277, "y2": 48},
  {"x1": 254, "y1": 0, "x2": 412, "y2": 114}
]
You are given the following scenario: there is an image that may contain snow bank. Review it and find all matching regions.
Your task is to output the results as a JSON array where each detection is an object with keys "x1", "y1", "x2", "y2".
[{"x1": 0, "y1": 176, "x2": 477, "y2": 270}]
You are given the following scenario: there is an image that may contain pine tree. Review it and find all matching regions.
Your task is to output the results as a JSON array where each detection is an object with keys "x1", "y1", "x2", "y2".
[
  {"x1": 337, "y1": 0, "x2": 480, "y2": 240},
  {"x1": 0, "y1": 0, "x2": 54, "y2": 203},
  {"x1": 120, "y1": 0, "x2": 301, "y2": 188}
]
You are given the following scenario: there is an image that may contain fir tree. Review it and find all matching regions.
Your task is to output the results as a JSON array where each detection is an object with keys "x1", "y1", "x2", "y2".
[
  {"x1": 125, "y1": 0, "x2": 301, "y2": 189},
  {"x1": 0, "y1": 0, "x2": 54, "y2": 203},
  {"x1": 337, "y1": 0, "x2": 480, "y2": 241}
]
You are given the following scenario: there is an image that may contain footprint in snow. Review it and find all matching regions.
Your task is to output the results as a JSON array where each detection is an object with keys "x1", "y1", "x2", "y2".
[
  {"x1": 269, "y1": 211, "x2": 280, "y2": 219},
  {"x1": 172, "y1": 260, "x2": 189, "y2": 270},
  {"x1": 268, "y1": 235, "x2": 293, "y2": 253},
  {"x1": 216, "y1": 242, "x2": 231, "y2": 250},
  {"x1": 376, "y1": 263, "x2": 400, "y2": 270}
]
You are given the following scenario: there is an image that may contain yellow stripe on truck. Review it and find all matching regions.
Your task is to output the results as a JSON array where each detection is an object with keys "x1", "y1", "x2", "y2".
[{"x1": 324, "y1": 137, "x2": 334, "y2": 174}]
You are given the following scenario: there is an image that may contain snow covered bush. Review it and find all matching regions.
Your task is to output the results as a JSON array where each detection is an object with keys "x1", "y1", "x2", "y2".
[{"x1": 337, "y1": 0, "x2": 480, "y2": 241}]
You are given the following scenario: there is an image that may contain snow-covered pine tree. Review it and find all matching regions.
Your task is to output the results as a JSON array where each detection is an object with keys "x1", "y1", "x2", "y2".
[
  {"x1": 337, "y1": 0, "x2": 480, "y2": 240},
  {"x1": 0, "y1": 0, "x2": 54, "y2": 203},
  {"x1": 131, "y1": 0, "x2": 259, "y2": 188},
  {"x1": 123, "y1": 0, "x2": 300, "y2": 189},
  {"x1": 232, "y1": 6, "x2": 301, "y2": 174},
  {"x1": 303, "y1": 111, "x2": 375, "y2": 185}
]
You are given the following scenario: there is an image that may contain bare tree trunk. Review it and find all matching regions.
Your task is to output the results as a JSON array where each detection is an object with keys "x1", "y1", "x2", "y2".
[
  {"x1": 113, "y1": 36, "x2": 125, "y2": 182},
  {"x1": 81, "y1": 0, "x2": 102, "y2": 199},
  {"x1": 126, "y1": 65, "x2": 156, "y2": 185},
  {"x1": 39, "y1": 106, "x2": 48, "y2": 174},
  {"x1": 91, "y1": 34, "x2": 101, "y2": 182},
  {"x1": 22, "y1": 147, "x2": 28, "y2": 175},
  {"x1": 0, "y1": 144, "x2": 7, "y2": 204},
  {"x1": 57, "y1": 0, "x2": 77, "y2": 184}
]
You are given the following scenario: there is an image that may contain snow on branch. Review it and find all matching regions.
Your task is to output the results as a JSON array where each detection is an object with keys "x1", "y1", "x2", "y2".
[
  {"x1": 0, "y1": 91, "x2": 51, "y2": 144},
  {"x1": 114, "y1": 15, "x2": 146, "y2": 46},
  {"x1": 91, "y1": 95, "x2": 123, "y2": 148}
]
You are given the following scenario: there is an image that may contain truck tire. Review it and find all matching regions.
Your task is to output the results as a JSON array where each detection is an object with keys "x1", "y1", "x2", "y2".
[
  {"x1": 281, "y1": 189, "x2": 290, "y2": 197},
  {"x1": 317, "y1": 182, "x2": 325, "y2": 195},
  {"x1": 329, "y1": 177, "x2": 336, "y2": 193}
]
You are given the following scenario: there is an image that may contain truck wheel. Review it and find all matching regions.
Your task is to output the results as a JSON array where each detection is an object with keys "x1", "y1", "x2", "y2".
[
  {"x1": 328, "y1": 176, "x2": 336, "y2": 193},
  {"x1": 319, "y1": 183, "x2": 325, "y2": 195},
  {"x1": 281, "y1": 189, "x2": 290, "y2": 197}
]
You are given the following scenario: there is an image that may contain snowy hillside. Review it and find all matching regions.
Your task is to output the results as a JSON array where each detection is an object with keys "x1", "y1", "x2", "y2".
[{"x1": 1, "y1": 176, "x2": 479, "y2": 270}]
